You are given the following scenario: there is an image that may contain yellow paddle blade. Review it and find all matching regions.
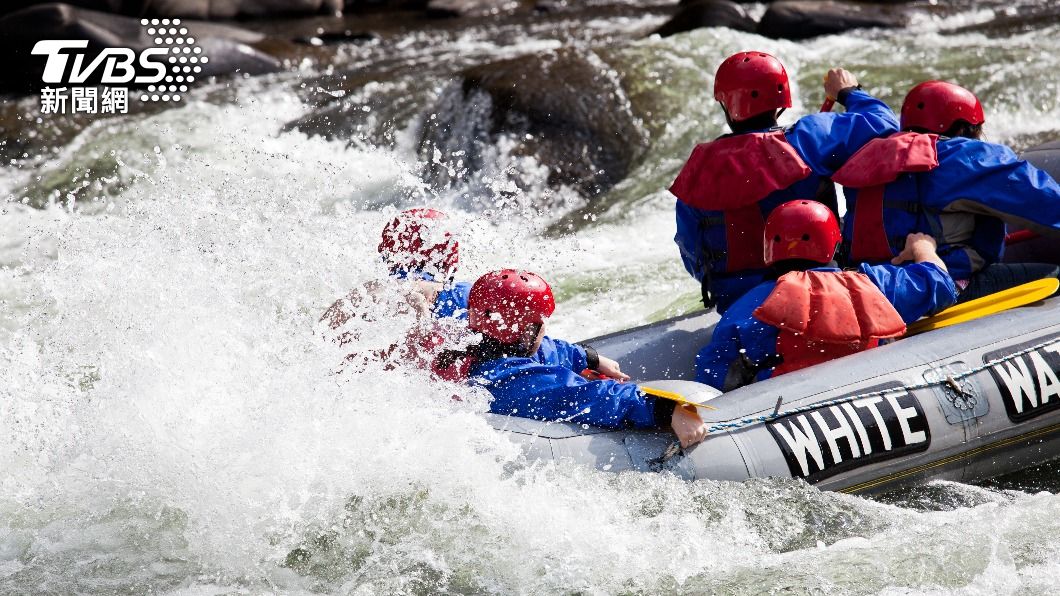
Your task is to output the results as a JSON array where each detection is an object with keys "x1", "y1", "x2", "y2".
[
  {"x1": 905, "y1": 278, "x2": 1059, "y2": 336},
  {"x1": 640, "y1": 385, "x2": 717, "y2": 410}
]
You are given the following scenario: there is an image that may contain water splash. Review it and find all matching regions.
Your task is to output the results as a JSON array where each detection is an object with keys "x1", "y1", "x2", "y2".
[{"x1": 4, "y1": 4, "x2": 1060, "y2": 593}]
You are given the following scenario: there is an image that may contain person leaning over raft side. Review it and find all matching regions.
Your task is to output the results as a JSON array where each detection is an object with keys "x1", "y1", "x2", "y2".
[
  {"x1": 432, "y1": 270, "x2": 710, "y2": 448},
  {"x1": 834, "y1": 80, "x2": 1060, "y2": 303},
  {"x1": 696, "y1": 200, "x2": 957, "y2": 391},
  {"x1": 670, "y1": 51, "x2": 899, "y2": 314},
  {"x1": 321, "y1": 208, "x2": 472, "y2": 366}
]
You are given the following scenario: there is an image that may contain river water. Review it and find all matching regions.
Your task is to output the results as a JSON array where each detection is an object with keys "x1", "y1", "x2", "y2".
[{"x1": 2, "y1": 2, "x2": 1060, "y2": 593}]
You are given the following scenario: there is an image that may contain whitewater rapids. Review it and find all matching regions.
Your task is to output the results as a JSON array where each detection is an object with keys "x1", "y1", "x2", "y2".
[{"x1": 3, "y1": 4, "x2": 1060, "y2": 593}]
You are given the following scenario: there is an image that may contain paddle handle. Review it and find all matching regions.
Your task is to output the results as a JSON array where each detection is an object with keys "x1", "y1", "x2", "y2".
[
  {"x1": 820, "y1": 98, "x2": 835, "y2": 112},
  {"x1": 1005, "y1": 229, "x2": 1039, "y2": 245},
  {"x1": 904, "y1": 278, "x2": 1059, "y2": 336}
]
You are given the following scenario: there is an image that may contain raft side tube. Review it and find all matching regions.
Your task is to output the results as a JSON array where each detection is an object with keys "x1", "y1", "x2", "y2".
[{"x1": 585, "y1": 310, "x2": 719, "y2": 381}]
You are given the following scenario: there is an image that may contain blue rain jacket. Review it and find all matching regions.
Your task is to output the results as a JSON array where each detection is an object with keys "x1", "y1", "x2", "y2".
[
  {"x1": 841, "y1": 137, "x2": 1060, "y2": 280},
  {"x1": 394, "y1": 269, "x2": 471, "y2": 320},
  {"x1": 696, "y1": 262, "x2": 957, "y2": 390},
  {"x1": 433, "y1": 281, "x2": 472, "y2": 319},
  {"x1": 472, "y1": 337, "x2": 659, "y2": 429},
  {"x1": 674, "y1": 90, "x2": 900, "y2": 313}
]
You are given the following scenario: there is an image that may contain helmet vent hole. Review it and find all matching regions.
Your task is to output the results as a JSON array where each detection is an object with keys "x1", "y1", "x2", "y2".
[
  {"x1": 802, "y1": 234, "x2": 811, "y2": 241},
  {"x1": 777, "y1": 84, "x2": 784, "y2": 92},
  {"x1": 750, "y1": 90, "x2": 759, "y2": 98},
  {"x1": 743, "y1": 57, "x2": 750, "y2": 62},
  {"x1": 773, "y1": 235, "x2": 782, "y2": 242},
  {"x1": 917, "y1": 102, "x2": 925, "y2": 110}
]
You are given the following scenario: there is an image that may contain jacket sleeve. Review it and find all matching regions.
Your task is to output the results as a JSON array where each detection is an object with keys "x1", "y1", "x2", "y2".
[
  {"x1": 930, "y1": 141, "x2": 1060, "y2": 238},
  {"x1": 675, "y1": 199, "x2": 706, "y2": 282},
  {"x1": 786, "y1": 90, "x2": 900, "y2": 176},
  {"x1": 696, "y1": 285, "x2": 780, "y2": 389},
  {"x1": 482, "y1": 362, "x2": 658, "y2": 429},
  {"x1": 859, "y1": 262, "x2": 957, "y2": 323},
  {"x1": 433, "y1": 281, "x2": 473, "y2": 319},
  {"x1": 534, "y1": 336, "x2": 588, "y2": 372},
  {"x1": 695, "y1": 321, "x2": 739, "y2": 389}
]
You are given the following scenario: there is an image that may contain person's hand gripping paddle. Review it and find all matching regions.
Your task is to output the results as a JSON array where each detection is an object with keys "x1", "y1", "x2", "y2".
[{"x1": 820, "y1": 68, "x2": 860, "y2": 112}]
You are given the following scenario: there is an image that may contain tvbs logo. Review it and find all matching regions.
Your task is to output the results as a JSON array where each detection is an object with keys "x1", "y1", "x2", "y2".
[
  {"x1": 33, "y1": 18, "x2": 206, "y2": 115},
  {"x1": 33, "y1": 40, "x2": 168, "y2": 85}
]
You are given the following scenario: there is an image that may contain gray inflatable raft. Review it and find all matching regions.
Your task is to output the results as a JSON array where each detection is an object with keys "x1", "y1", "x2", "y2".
[
  {"x1": 486, "y1": 139, "x2": 1060, "y2": 495},
  {"x1": 486, "y1": 298, "x2": 1060, "y2": 494}
]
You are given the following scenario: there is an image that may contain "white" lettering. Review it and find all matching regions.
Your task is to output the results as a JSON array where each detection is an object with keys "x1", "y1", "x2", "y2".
[
  {"x1": 772, "y1": 415, "x2": 824, "y2": 477},
  {"x1": 885, "y1": 394, "x2": 927, "y2": 445},
  {"x1": 811, "y1": 407, "x2": 861, "y2": 464},
  {"x1": 993, "y1": 357, "x2": 1038, "y2": 414},
  {"x1": 841, "y1": 401, "x2": 873, "y2": 455},
  {"x1": 853, "y1": 397, "x2": 892, "y2": 451},
  {"x1": 1029, "y1": 351, "x2": 1060, "y2": 406}
]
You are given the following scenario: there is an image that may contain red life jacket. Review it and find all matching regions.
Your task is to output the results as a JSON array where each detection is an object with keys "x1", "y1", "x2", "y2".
[
  {"x1": 670, "y1": 130, "x2": 812, "y2": 271},
  {"x1": 832, "y1": 132, "x2": 940, "y2": 262},
  {"x1": 752, "y1": 270, "x2": 907, "y2": 376}
]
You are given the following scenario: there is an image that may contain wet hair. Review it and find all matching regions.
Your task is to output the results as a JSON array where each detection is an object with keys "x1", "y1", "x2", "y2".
[
  {"x1": 724, "y1": 106, "x2": 782, "y2": 134},
  {"x1": 907, "y1": 119, "x2": 983, "y2": 140},
  {"x1": 945, "y1": 120, "x2": 983, "y2": 140}
]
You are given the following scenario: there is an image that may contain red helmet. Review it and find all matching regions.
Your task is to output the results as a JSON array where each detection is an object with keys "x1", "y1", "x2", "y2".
[
  {"x1": 468, "y1": 269, "x2": 556, "y2": 344},
  {"x1": 378, "y1": 208, "x2": 458, "y2": 279},
  {"x1": 900, "y1": 81, "x2": 985, "y2": 133},
  {"x1": 763, "y1": 200, "x2": 841, "y2": 265},
  {"x1": 714, "y1": 51, "x2": 792, "y2": 122}
]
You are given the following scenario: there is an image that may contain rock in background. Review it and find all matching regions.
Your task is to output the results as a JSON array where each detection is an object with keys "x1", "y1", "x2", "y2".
[
  {"x1": 654, "y1": 0, "x2": 755, "y2": 37},
  {"x1": 757, "y1": 0, "x2": 907, "y2": 40},
  {"x1": 418, "y1": 48, "x2": 651, "y2": 198},
  {"x1": 0, "y1": 0, "x2": 342, "y2": 19}
]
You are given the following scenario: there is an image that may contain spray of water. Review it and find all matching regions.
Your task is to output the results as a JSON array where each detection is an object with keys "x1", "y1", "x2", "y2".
[{"x1": 3, "y1": 9, "x2": 1060, "y2": 593}]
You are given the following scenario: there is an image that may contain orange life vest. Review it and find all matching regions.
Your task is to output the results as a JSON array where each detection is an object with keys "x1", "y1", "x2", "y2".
[{"x1": 752, "y1": 270, "x2": 907, "y2": 376}]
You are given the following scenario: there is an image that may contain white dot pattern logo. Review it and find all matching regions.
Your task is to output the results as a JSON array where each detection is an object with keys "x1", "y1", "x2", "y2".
[{"x1": 139, "y1": 18, "x2": 202, "y2": 103}]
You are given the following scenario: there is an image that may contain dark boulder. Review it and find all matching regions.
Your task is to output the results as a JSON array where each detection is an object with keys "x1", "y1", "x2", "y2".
[
  {"x1": 344, "y1": 0, "x2": 429, "y2": 13},
  {"x1": 758, "y1": 1, "x2": 907, "y2": 40},
  {"x1": 419, "y1": 47, "x2": 650, "y2": 197},
  {"x1": 148, "y1": 0, "x2": 343, "y2": 19},
  {"x1": 0, "y1": 0, "x2": 122, "y2": 16},
  {"x1": 195, "y1": 37, "x2": 282, "y2": 77},
  {"x1": 426, "y1": 0, "x2": 528, "y2": 18},
  {"x1": 537, "y1": 0, "x2": 702, "y2": 15},
  {"x1": 654, "y1": 0, "x2": 755, "y2": 37},
  {"x1": 0, "y1": 3, "x2": 282, "y2": 93},
  {"x1": 1, "y1": 0, "x2": 342, "y2": 18}
]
